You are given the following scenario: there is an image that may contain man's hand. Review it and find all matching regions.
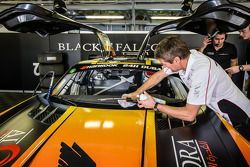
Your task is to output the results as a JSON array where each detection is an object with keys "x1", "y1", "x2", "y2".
[
  {"x1": 199, "y1": 36, "x2": 211, "y2": 52},
  {"x1": 202, "y1": 36, "x2": 211, "y2": 47},
  {"x1": 122, "y1": 91, "x2": 140, "y2": 101},
  {"x1": 137, "y1": 91, "x2": 155, "y2": 109},
  {"x1": 225, "y1": 65, "x2": 240, "y2": 75}
]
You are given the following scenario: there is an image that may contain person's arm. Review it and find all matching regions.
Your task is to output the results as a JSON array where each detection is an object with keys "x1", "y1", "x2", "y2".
[
  {"x1": 124, "y1": 69, "x2": 167, "y2": 99},
  {"x1": 230, "y1": 58, "x2": 238, "y2": 67},
  {"x1": 198, "y1": 36, "x2": 211, "y2": 53},
  {"x1": 226, "y1": 64, "x2": 250, "y2": 75},
  {"x1": 230, "y1": 44, "x2": 238, "y2": 67},
  {"x1": 156, "y1": 103, "x2": 200, "y2": 122},
  {"x1": 228, "y1": 58, "x2": 238, "y2": 77},
  {"x1": 137, "y1": 92, "x2": 201, "y2": 122}
]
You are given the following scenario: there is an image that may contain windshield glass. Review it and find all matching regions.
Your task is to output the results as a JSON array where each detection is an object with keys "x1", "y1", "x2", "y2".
[{"x1": 51, "y1": 63, "x2": 187, "y2": 108}]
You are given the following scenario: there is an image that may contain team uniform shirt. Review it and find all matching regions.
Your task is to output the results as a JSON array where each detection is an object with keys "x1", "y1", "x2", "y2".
[
  {"x1": 245, "y1": 41, "x2": 250, "y2": 99},
  {"x1": 203, "y1": 42, "x2": 237, "y2": 69},
  {"x1": 246, "y1": 41, "x2": 250, "y2": 76},
  {"x1": 164, "y1": 50, "x2": 250, "y2": 122}
]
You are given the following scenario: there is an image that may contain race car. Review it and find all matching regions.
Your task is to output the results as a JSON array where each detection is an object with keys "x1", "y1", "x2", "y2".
[{"x1": 0, "y1": 0, "x2": 249, "y2": 166}]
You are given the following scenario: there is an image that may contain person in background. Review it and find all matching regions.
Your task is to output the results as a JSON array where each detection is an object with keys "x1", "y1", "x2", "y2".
[
  {"x1": 226, "y1": 25, "x2": 250, "y2": 99},
  {"x1": 124, "y1": 36, "x2": 250, "y2": 140},
  {"x1": 199, "y1": 32, "x2": 238, "y2": 71}
]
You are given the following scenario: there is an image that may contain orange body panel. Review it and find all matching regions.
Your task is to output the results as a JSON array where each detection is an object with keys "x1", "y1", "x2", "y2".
[
  {"x1": 144, "y1": 110, "x2": 157, "y2": 167},
  {"x1": 29, "y1": 107, "x2": 147, "y2": 167},
  {"x1": 12, "y1": 106, "x2": 76, "y2": 167},
  {"x1": 217, "y1": 114, "x2": 250, "y2": 165}
]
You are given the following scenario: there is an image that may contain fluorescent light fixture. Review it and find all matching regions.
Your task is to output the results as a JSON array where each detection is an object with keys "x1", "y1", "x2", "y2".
[
  {"x1": 85, "y1": 15, "x2": 124, "y2": 19},
  {"x1": 151, "y1": 16, "x2": 183, "y2": 20}
]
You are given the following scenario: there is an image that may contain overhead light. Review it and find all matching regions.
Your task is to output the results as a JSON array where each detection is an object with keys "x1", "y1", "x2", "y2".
[
  {"x1": 85, "y1": 15, "x2": 124, "y2": 19},
  {"x1": 151, "y1": 16, "x2": 183, "y2": 20}
]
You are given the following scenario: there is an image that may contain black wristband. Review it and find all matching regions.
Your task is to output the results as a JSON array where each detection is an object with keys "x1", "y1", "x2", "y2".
[{"x1": 153, "y1": 102, "x2": 159, "y2": 111}]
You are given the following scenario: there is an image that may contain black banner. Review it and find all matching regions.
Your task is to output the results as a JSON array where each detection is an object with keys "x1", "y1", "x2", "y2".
[{"x1": 0, "y1": 32, "x2": 247, "y2": 91}]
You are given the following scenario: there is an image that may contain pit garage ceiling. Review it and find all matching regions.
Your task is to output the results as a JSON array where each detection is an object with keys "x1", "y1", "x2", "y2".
[
  {"x1": 0, "y1": 0, "x2": 249, "y2": 9},
  {"x1": 0, "y1": 0, "x2": 249, "y2": 29},
  {"x1": 0, "y1": 1, "x2": 249, "y2": 18}
]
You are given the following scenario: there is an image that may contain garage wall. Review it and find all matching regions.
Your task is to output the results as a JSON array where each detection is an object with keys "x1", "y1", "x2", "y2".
[{"x1": 0, "y1": 32, "x2": 247, "y2": 91}]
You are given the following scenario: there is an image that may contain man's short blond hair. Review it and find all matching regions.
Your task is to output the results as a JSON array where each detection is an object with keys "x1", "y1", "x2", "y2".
[{"x1": 154, "y1": 36, "x2": 190, "y2": 63}]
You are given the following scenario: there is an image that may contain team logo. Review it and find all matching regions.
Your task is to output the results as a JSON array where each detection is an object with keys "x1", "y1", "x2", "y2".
[
  {"x1": 0, "y1": 129, "x2": 34, "y2": 166},
  {"x1": 58, "y1": 142, "x2": 96, "y2": 167},
  {"x1": 0, "y1": 144, "x2": 20, "y2": 166},
  {"x1": 171, "y1": 136, "x2": 218, "y2": 167}
]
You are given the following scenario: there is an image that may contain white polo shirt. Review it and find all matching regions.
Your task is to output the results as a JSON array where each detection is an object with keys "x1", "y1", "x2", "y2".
[{"x1": 166, "y1": 49, "x2": 250, "y2": 118}]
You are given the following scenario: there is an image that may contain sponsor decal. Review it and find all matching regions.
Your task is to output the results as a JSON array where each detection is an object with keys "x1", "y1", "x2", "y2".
[
  {"x1": 80, "y1": 66, "x2": 88, "y2": 70},
  {"x1": 58, "y1": 42, "x2": 158, "y2": 53},
  {"x1": 0, "y1": 129, "x2": 33, "y2": 166},
  {"x1": 171, "y1": 136, "x2": 218, "y2": 167},
  {"x1": 78, "y1": 64, "x2": 118, "y2": 70},
  {"x1": 198, "y1": 141, "x2": 218, "y2": 167},
  {"x1": 77, "y1": 64, "x2": 161, "y2": 72},
  {"x1": 0, "y1": 129, "x2": 33, "y2": 144},
  {"x1": 140, "y1": 65, "x2": 161, "y2": 71},
  {"x1": 69, "y1": 68, "x2": 77, "y2": 74},
  {"x1": 0, "y1": 144, "x2": 20, "y2": 166},
  {"x1": 88, "y1": 64, "x2": 118, "y2": 69},
  {"x1": 123, "y1": 64, "x2": 140, "y2": 68},
  {"x1": 59, "y1": 142, "x2": 96, "y2": 167}
]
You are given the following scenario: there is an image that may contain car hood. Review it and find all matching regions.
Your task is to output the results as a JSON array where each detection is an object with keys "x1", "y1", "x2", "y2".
[
  {"x1": 0, "y1": 97, "x2": 249, "y2": 167},
  {"x1": 1, "y1": 100, "x2": 149, "y2": 167},
  {"x1": 0, "y1": 93, "x2": 249, "y2": 167},
  {"x1": 30, "y1": 107, "x2": 147, "y2": 166}
]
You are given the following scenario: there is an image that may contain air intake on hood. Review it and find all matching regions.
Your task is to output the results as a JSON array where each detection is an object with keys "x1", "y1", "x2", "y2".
[
  {"x1": 28, "y1": 104, "x2": 64, "y2": 124},
  {"x1": 155, "y1": 112, "x2": 196, "y2": 130}
]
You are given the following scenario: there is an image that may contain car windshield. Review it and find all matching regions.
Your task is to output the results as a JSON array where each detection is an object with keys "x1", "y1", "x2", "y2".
[{"x1": 51, "y1": 63, "x2": 187, "y2": 108}]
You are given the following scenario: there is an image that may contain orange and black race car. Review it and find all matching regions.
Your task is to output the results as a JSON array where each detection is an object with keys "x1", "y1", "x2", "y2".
[{"x1": 0, "y1": 0, "x2": 249, "y2": 167}]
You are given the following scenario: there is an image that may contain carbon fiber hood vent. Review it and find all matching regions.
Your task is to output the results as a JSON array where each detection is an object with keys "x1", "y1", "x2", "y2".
[
  {"x1": 28, "y1": 103, "x2": 65, "y2": 124},
  {"x1": 156, "y1": 113, "x2": 196, "y2": 130},
  {"x1": 155, "y1": 106, "x2": 206, "y2": 130}
]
